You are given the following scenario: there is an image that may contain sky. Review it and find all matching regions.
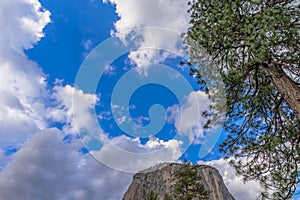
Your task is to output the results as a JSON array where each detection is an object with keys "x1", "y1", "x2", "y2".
[{"x1": 1, "y1": 0, "x2": 298, "y2": 200}]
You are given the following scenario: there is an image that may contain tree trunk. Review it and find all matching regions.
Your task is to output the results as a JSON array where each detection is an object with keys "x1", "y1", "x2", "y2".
[{"x1": 262, "y1": 62, "x2": 300, "y2": 122}]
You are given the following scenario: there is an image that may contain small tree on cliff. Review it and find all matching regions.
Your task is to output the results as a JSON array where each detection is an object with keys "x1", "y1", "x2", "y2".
[
  {"x1": 174, "y1": 162, "x2": 209, "y2": 200},
  {"x1": 163, "y1": 193, "x2": 172, "y2": 200},
  {"x1": 146, "y1": 191, "x2": 173, "y2": 200},
  {"x1": 147, "y1": 190, "x2": 158, "y2": 200}
]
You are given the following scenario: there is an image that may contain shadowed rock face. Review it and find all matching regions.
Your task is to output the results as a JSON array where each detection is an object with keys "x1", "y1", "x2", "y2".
[{"x1": 122, "y1": 163, "x2": 235, "y2": 200}]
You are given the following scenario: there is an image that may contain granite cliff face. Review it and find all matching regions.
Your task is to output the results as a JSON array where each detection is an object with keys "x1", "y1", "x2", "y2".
[{"x1": 122, "y1": 163, "x2": 235, "y2": 200}]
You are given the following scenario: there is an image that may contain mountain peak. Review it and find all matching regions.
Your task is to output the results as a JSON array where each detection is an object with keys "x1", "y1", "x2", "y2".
[{"x1": 123, "y1": 162, "x2": 235, "y2": 200}]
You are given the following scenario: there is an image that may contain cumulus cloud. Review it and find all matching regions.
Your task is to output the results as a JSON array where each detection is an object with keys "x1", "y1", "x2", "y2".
[
  {"x1": 0, "y1": 0, "x2": 50, "y2": 56},
  {"x1": 93, "y1": 135, "x2": 182, "y2": 173},
  {"x1": 0, "y1": 0, "x2": 185, "y2": 199},
  {"x1": 0, "y1": 58, "x2": 51, "y2": 147},
  {"x1": 0, "y1": 1, "x2": 265, "y2": 199},
  {"x1": 0, "y1": 2, "x2": 185, "y2": 198},
  {"x1": 167, "y1": 90, "x2": 210, "y2": 143},
  {"x1": 0, "y1": 150, "x2": 7, "y2": 170},
  {"x1": 0, "y1": 0, "x2": 105, "y2": 173},
  {"x1": 0, "y1": 0, "x2": 51, "y2": 148},
  {"x1": 104, "y1": 0, "x2": 190, "y2": 74},
  {"x1": 0, "y1": 129, "x2": 132, "y2": 200},
  {"x1": 0, "y1": 0, "x2": 102, "y2": 148},
  {"x1": 201, "y1": 158, "x2": 262, "y2": 200},
  {"x1": 48, "y1": 84, "x2": 100, "y2": 135}
]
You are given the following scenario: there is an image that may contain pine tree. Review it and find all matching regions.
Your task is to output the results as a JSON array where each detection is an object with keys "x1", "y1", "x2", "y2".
[
  {"x1": 146, "y1": 191, "x2": 173, "y2": 200},
  {"x1": 164, "y1": 193, "x2": 172, "y2": 200},
  {"x1": 184, "y1": 1, "x2": 300, "y2": 198},
  {"x1": 174, "y1": 162, "x2": 209, "y2": 200},
  {"x1": 147, "y1": 190, "x2": 158, "y2": 200}
]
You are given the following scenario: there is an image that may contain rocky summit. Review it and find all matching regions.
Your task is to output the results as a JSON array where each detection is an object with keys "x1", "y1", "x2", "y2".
[{"x1": 122, "y1": 163, "x2": 235, "y2": 200}]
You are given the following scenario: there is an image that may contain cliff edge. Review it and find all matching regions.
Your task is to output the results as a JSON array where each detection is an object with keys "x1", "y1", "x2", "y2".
[{"x1": 123, "y1": 162, "x2": 235, "y2": 200}]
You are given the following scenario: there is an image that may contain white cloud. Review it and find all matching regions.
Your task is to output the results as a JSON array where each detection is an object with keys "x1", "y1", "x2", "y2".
[
  {"x1": 0, "y1": 1, "x2": 266, "y2": 200},
  {"x1": 201, "y1": 158, "x2": 262, "y2": 200},
  {"x1": 117, "y1": 115, "x2": 127, "y2": 124},
  {"x1": 82, "y1": 39, "x2": 92, "y2": 51},
  {"x1": 0, "y1": 59, "x2": 50, "y2": 147},
  {"x1": 48, "y1": 84, "x2": 100, "y2": 135},
  {"x1": 103, "y1": 64, "x2": 116, "y2": 75},
  {"x1": 92, "y1": 135, "x2": 182, "y2": 173},
  {"x1": 98, "y1": 111, "x2": 112, "y2": 121},
  {"x1": 0, "y1": 129, "x2": 132, "y2": 200},
  {"x1": 0, "y1": 0, "x2": 50, "y2": 55},
  {"x1": 133, "y1": 115, "x2": 150, "y2": 126},
  {"x1": 104, "y1": 0, "x2": 190, "y2": 74},
  {"x1": 0, "y1": 1, "x2": 134, "y2": 200},
  {"x1": 167, "y1": 90, "x2": 210, "y2": 143},
  {"x1": 0, "y1": 0, "x2": 104, "y2": 163},
  {"x1": 0, "y1": 150, "x2": 7, "y2": 170},
  {"x1": 0, "y1": 0, "x2": 50, "y2": 148}
]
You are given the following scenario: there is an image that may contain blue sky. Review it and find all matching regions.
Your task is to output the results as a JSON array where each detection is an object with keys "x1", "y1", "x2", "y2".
[
  {"x1": 0, "y1": 0, "x2": 297, "y2": 199},
  {"x1": 25, "y1": 0, "x2": 219, "y2": 163}
]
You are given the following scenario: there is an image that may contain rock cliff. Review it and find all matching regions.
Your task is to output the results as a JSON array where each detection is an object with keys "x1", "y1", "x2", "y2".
[{"x1": 122, "y1": 163, "x2": 235, "y2": 200}]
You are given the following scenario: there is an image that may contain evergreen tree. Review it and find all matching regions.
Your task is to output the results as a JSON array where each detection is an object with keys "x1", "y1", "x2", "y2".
[
  {"x1": 174, "y1": 162, "x2": 209, "y2": 200},
  {"x1": 147, "y1": 190, "x2": 158, "y2": 200},
  {"x1": 183, "y1": 1, "x2": 300, "y2": 199},
  {"x1": 146, "y1": 191, "x2": 173, "y2": 200},
  {"x1": 164, "y1": 193, "x2": 172, "y2": 200}
]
